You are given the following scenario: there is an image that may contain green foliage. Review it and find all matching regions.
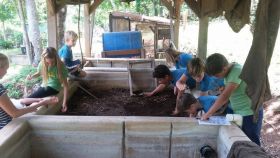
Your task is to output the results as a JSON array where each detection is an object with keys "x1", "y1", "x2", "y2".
[
  {"x1": 3, "y1": 66, "x2": 41, "y2": 99},
  {"x1": 0, "y1": 39, "x2": 13, "y2": 49},
  {"x1": 36, "y1": 1, "x2": 47, "y2": 22},
  {"x1": 93, "y1": 0, "x2": 170, "y2": 28},
  {"x1": 0, "y1": 0, "x2": 16, "y2": 22},
  {"x1": 5, "y1": 28, "x2": 23, "y2": 48}
]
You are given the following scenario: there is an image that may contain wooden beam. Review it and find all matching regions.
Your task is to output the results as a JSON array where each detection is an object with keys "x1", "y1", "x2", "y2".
[
  {"x1": 84, "y1": 3, "x2": 91, "y2": 57},
  {"x1": 89, "y1": 0, "x2": 104, "y2": 14},
  {"x1": 197, "y1": 16, "x2": 209, "y2": 60},
  {"x1": 173, "y1": 0, "x2": 184, "y2": 49},
  {"x1": 154, "y1": 24, "x2": 158, "y2": 58},
  {"x1": 46, "y1": 0, "x2": 58, "y2": 49},
  {"x1": 46, "y1": 0, "x2": 56, "y2": 15}
]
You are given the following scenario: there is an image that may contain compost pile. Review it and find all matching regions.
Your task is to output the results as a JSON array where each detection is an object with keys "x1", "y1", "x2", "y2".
[{"x1": 62, "y1": 88, "x2": 179, "y2": 116}]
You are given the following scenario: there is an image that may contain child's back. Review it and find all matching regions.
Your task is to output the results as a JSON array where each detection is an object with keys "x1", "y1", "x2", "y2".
[{"x1": 59, "y1": 44, "x2": 80, "y2": 69}]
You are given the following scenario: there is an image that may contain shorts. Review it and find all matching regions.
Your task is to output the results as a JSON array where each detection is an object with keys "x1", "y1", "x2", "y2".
[{"x1": 27, "y1": 86, "x2": 59, "y2": 98}]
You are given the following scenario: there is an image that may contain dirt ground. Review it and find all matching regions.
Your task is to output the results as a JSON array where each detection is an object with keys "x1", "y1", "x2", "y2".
[
  {"x1": 261, "y1": 97, "x2": 280, "y2": 158},
  {"x1": 61, "y1": 87, "x2": 279, "y2": 157}
]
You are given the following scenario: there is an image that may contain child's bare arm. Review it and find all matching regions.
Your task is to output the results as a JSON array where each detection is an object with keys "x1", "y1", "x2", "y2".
[
  {"x1": 61, "y1": 78, "x2": 68, "y2": 112},
  {"x1": 176, "y1": 74, "x2": 187, "y2": 91},
  {"x1": 201, "y1": 83, "x2": 238, "y2": 120},
  {"x1": 27, "y1": 71, "x2": 40, "y2": 80},
  {"x1": 0, "y1": 94, "x2": 42, "y2": 118},
  {"x1": 144, "y1": 84, "x2": 167, "y2": 97}
]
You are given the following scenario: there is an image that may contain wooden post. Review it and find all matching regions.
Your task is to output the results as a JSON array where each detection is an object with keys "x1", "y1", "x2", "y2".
[
  {"x1": 84, "y1": 3, "x2": 91, "y2": 57},
  {"x1": 197, "y1": 16, "x2": 209, "y2": 60},
  {"x1": 46, "y1": 0, "x2": 58, "y2": 49},
  {"x1": 154, "y1": 24, "x2": 158, "y2": 58},
  {"x1": 173, "y1": 0, "x2": 184, "y2": 49}
]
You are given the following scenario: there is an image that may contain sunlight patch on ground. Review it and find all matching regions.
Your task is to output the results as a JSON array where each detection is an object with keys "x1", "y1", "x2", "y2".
[{"x1": 0, "y1": 64, "x2": 24, "y2": 82}]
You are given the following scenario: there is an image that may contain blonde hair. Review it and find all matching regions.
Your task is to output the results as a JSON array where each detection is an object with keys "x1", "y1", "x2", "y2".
[
  {"x1": 64, "y1": 30, "x2": 78, "y2": 42},
  {"x1": 164, "y1": 48, "x2": 181, "y2": 67},
  {"x1": 187, "y1": 57, "x2": 205, "y2": 77},
  {"x1": 41, "y1": 47, "x2": 64, "y2": 85},
  {"x1": 0, "y1": 53, "x2": 9, "y2": 68}
]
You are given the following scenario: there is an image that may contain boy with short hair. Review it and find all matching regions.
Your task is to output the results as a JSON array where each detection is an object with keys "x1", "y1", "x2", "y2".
[
  {"x1": 176, "y1": 93, "x2": 230, "y2": 117},
  {"x1": 202, "y1": 53, "x2": 263, "y2": 146},
  {"x1": 144, "y1": 65, "x2": 196, "y2": 115},
  {"x1": 144, "y1": 65, "x2": 196, "y2": 97},
  {"x1": 59, "y1": 30, "x2": 86, "y2": 77}
]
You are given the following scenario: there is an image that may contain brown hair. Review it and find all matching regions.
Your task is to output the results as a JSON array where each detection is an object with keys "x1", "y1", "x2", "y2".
[
  {"x1": 187, "y1": 57, "x2": 205, "y2": 77},
  {"x1": 0, "y1": 53, "x2": 9, "y2": 68},
  {"x1": 41, "y1": 47, "x2": 64, "y2": 85},
  {"x1": 206, "y1": 53, "x2": 229, "y2": 76},
  {"x1": 164, "y1": 48, "x2": 181, "y2": 67},
  {"x1": 177, "y1": 93, "x2": 198, "y2": 114}
]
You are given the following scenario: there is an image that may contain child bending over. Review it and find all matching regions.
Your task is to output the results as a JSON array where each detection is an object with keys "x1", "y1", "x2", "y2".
[
  {"x1": 176, "y1": 93, "x2": 231, "y2": 117},
  {"x1": 176, "y1": 57, "x2": 225, "y2": 96},
  {"x1": 144, "y1": 65, "x2": 196, "y2": 97},
  {"x1": 165, "y1": 47, "x2": 193, "y2": 69},
  {"x1": 202, "y1": 53, "x2": 263, "y2": 145}
]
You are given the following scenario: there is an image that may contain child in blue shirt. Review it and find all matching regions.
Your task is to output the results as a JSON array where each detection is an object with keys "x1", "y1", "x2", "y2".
[
  {"x1": 176, "y1": 93, "x2": 231, "y2": 117},
  {"x1": 164, "y1": 48, "x2": 193, "y2": 69},
  {"x1": 59, "y1": 30, "x2": 86, "y2": 77},
  {"x1": 176, "y1": 57, "x2": 225, "y2": 96},
  {"x1": 144, "y1": 65, "x2": 196, "y2": 97}
]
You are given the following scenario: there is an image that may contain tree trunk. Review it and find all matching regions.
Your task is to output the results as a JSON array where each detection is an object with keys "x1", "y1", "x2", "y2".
[
  {"x1": 110, "y1": 0, "x2": 116, "y2": 10},
  {"x1": 25, "y1": 0, "x2": 41, "y2": 65},
  {"x1": 153, "y1": 0, "x2": 158, "y2": 16},
  {"x1": 57, "y1": 6, "x2": 67, "y2": 49},
  {"x1": 16, "y1": 0, "x2": 32, "y2": 64},
  {"x1": 1, "y1": 21, "x2": 6, "y2": 41}
]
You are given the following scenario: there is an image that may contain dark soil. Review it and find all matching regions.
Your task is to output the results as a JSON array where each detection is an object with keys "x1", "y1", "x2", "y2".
[
  {"x1": 61, "y1": 88, "x2": 180, "y2": 116},
  {"x1": 60, "y1": 87, "x2": 279, "y2": 157}
]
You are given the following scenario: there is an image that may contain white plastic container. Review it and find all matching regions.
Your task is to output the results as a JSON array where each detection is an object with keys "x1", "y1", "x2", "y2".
[{"x1": 226, "y1": 114, "x2": 243, "y2": 127}]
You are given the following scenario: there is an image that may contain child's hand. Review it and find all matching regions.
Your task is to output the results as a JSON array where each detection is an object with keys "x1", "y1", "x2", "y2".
[
  {"x1": 61, "y1": 104, "x2": 67, "y2": 112},
  {"x1": 26, "y1": 74, "x2": 32, "y2": 80},
  {"x1": 176, "y1": 82, "x2": 186, "y2": 91},
  {"x1": 144, "y1": 92, "x2": 153, "y2": 97},
  {"x1": 174, "y1": 87, "x2": 177, "y2": 95},
  {"x1": 171, "y1": 109, "x2": 179, "y2": 115},
  {"x1": 201, "y1": 113, "x2": 211, "y2": 120},
  {"x1": 41, "y1": 96, "x2": 59, "y2": 106}
]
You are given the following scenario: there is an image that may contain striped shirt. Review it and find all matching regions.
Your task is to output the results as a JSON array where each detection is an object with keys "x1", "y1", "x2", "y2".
[{"x1": 0, "y1": 84, "x2": 12, "y2": 129}]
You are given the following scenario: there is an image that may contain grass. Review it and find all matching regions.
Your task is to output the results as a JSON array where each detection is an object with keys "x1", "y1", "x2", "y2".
[{"x1": 0, "y1": 48, "x2": 21, "y2": 56}]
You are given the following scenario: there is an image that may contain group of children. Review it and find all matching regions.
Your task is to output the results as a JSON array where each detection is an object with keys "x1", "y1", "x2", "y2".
[
  {"x1": 0, "y1": 33, "x2": 263, "y2": 146},
  {"x1": 144, "y1": 48, "x2": 263, "y2": 146},
  {"x1": 0, "y1": 30, "x2": 85, "y2": 129}
]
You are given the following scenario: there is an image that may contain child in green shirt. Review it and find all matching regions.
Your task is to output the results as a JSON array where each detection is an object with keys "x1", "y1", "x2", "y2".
[
  {"x1": 21, "y1": 47, "x2": 69, "y2": 112},
  {"x1": 202, "y1": 53, "x2": 263, "y2": 146}
]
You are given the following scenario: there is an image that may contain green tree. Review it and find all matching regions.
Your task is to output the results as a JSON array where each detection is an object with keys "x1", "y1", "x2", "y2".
[{"x1": 0, "y1": 0, "x2": 16, "y2": 40}]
